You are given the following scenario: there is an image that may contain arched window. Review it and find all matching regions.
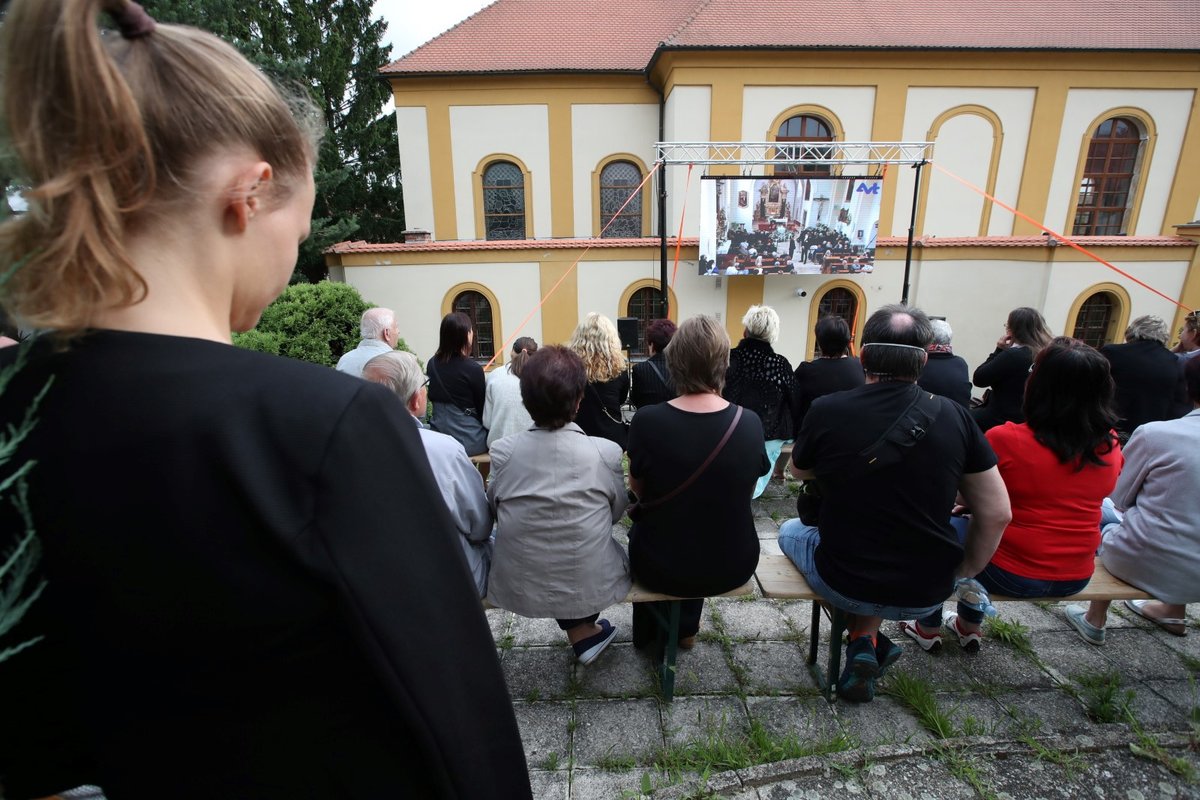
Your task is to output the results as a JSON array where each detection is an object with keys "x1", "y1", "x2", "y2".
[
  {"x1": 775, "y1": 114, "x2": 833, "y2": 176},
  {"x1": 1072, "y1": 117, "x2": 1142, "y2": 236},
  {"x1": 1071, "y1": 291, "x2": 1117, "y2": 348},
  {"x1": 816, "y1": 287, "x2": 858, "y2": 355},
  {"x1": 625, "y1": 287, "x2": 666, "y2": 357},
  {"x1": 483, "y1": 161, "x2": 525, "y2": 241},
  {"x1": 600, "y1": 160, "x2": 643, "y2": 238},
  {"x1": 453, "y1": 290, "x2": 495, "y2": 361}
]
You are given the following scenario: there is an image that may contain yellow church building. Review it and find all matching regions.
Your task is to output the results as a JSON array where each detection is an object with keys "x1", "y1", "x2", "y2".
[{"x1": 325, "y1": 0, "x2": 1200, "y2": 371}]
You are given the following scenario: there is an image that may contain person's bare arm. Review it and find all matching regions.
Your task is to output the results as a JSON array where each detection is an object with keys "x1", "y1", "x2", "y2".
[
  {"x1": 789, "y1": 462, "x2": 815, "y2": 480},
  {"x1": 956, "y1": 466, "x2": 1011, "y2": 578}
]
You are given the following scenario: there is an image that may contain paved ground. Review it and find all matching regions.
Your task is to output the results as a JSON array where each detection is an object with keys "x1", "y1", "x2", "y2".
[{"x1": 494, "y1": 479, "x2": 1200, "y2": 799}]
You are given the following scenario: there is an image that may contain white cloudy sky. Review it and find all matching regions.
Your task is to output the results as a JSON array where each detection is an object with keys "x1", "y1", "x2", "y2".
[{"x1": 373, "y1": 0, "x2": 493, "y2": 60}]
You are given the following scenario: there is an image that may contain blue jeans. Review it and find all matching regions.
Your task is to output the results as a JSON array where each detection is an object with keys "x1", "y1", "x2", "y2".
[
  {"x1": 919, "y1": 562, "x2": 1090, "y2": 628},
  {"x1": 777, "y1": 519, "x2": 944, "y2": 621}
]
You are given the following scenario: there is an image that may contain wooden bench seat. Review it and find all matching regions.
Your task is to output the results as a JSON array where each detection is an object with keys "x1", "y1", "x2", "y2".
[
  {"x1": 485, "y1": 578, "x2": 757, "y2": 701},
  {"x1": 754, "y1": 552, "x2": 1150, "y2": 700}
]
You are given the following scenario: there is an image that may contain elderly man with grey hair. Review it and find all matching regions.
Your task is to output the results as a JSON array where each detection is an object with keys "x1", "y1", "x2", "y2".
[
  {"x1": 336, "y1": 307, "x2": 401, "y2": 377},
  {"x1": 1100, "y1": 314, "x2": 1189, "y2": 440},
  {"x1": 917, "y1": 318, "x2": 971, "y2": 408},
  {"x1": 363, "y1": 351, "x2": 494, "y2": 597}
]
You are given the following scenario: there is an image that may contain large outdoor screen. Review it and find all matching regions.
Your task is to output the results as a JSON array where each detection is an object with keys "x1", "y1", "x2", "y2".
[{"x1": 698, "y1": 175, "x2": 883, "y2": 276}]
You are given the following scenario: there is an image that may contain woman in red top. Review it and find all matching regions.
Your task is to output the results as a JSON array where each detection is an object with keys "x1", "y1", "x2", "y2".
[{"x1": 904, "y1": 337, "x2": 1122, "y2": 652}]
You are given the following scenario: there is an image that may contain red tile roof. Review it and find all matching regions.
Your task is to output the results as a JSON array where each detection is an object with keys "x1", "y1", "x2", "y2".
[
  {"x1": 383, "y1": 0, "x2": 1200, "y2": 76},
  {"x1": 327, "y1": 237, "x2": 699, "y2": 254},
  {"x1": 912, "y1": 235, "x2": 1196, "y2": 248}
]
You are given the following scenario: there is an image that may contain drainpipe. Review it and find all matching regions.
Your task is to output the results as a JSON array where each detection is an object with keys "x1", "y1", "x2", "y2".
[{"x1": 649, "y1": 75, "x2": 668, "y2": 317}]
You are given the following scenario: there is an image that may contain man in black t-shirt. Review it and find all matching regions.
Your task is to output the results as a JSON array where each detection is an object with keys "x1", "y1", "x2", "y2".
[{"x1": 778, "y1": 304, "x2": 1010, "y2": 703}]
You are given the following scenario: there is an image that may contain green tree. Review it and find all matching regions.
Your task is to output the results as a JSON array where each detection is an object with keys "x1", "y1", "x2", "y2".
[
  {"x1": 233, "y1": 280, "x2": 412, "y2": 367},
  {"x1": 152, "y1": 0, "x2": 405, "y2": 283}
]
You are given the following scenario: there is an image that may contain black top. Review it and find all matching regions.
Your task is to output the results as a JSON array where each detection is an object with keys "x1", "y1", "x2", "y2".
[
  {"x1": 575, "y1": 372, "x2": 631, "y2": 450},
  {"x1": 793, "y1": 356, "x2": 865, "y2": 431},
  {"x1": 427, "y1": 353, "x2": 486, "y2": 416},
  {"x1": 1100, "y1": 339, "x2": 1190, "y2": 435},
  {"x1": 628, "y1": 402, "x2": 767, "y2": 595},
  {"x1": 0, "y1": 332, "x2": 529, "y2": 800},
  {"x1": 971, "y1": 345, "x2": 1032, "y2": 431},
  {"x1": 723, "y1": 337, "x2": 797, "y2": 440},
  {"x1": 794, "y1": 382, "x2": 997, "y2": 608},
  {"x1": 919, "y1": 351, "x2": 972, "y2": 408},
  {"x1": 631, "y1": 352, "x2": 677, "y2": 408}
]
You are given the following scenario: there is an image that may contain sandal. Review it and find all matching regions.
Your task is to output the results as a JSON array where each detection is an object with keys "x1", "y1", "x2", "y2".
[{"x1": 1124, "y1": 599, "x2": 1187, "y2": 636}]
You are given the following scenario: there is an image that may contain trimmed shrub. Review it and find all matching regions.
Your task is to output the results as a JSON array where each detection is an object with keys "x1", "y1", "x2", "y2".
[{"x1": 234, "y1": 281, "x2": 371, "y2": 367}]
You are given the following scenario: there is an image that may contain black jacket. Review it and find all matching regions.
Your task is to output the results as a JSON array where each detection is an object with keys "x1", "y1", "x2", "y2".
[{"x1": 724, "y1": 337, "x2": 796, "y2": 440}]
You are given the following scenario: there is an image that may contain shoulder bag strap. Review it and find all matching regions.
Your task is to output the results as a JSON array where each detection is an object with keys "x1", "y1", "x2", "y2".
[{"x1": 639, "y1": 405, "x2": 743, "y2": 511}]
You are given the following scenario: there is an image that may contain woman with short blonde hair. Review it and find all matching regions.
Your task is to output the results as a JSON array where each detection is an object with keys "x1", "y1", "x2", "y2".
[{"x1": 568, "y1": 312, "x2": 631, "y2": 449}]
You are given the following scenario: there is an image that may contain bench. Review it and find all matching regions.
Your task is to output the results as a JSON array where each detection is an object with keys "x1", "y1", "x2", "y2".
[
  {"x1": 754, "y1": 552, "x2": 1151, "y2": 701},
  {"x1": 485, "y1": 579, "x2": 757, "y2": 701}
]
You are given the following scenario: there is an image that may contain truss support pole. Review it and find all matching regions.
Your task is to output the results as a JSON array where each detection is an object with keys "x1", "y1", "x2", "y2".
[
  {"x1": 658, "y1": 160, "x2": 669, "y2": 316},
  {"x1": 902, "y1": 160, "x2": 926, "y2": 305}
]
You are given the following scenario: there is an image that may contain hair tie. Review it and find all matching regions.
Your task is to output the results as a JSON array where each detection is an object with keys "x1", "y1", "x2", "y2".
[{"x1": 111, "y1": 1, "x2": 157, "y2": 39}]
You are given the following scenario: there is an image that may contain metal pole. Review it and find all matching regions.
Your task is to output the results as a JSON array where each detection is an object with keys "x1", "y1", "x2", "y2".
[
  {"x1": 901, "y1": 160, "x2": 925, "y2": 305},
  {"x1": 658, "y1": 160, "x2": 669, "y2": 317}
]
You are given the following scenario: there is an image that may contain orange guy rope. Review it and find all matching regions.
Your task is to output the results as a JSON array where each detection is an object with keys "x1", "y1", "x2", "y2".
[
  {"x1": 670, "y1": 164, "x2": 694, "y2": 288},
  {"x1": 930, "y1": 162, "x2": 1193, "y2": 313},
  {"x1": 484, "y1": 161, "x2": 664, "y2": 368}
]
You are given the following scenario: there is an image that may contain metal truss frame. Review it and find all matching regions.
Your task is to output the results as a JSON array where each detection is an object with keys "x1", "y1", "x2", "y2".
[{"x1": 654, "y1": 141, "x2": 933, "y2": 168}]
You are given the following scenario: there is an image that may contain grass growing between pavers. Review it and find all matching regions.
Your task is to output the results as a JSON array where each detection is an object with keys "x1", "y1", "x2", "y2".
[
  {"x1": 1068, "y1": 668, "x2": 1198, "y2": 782},
  {"x1": 983, "y1": 616, "x2": 1036, "y2": 659}
]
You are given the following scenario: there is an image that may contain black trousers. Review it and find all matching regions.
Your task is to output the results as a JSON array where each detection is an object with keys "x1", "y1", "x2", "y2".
[{"x1": 631, "y1": 600, "x2": 703, "y2": 649}]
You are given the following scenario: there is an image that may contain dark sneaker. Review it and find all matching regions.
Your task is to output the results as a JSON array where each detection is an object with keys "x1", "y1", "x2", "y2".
[
  {"x1": 837, "y1": 635, "x2": 879, "y2": 703},
  {"x1": 875, "y1": 631, "x2": 903, "y2": 678},
  {"x1": 573, "y1": 619, "x2": 618, "y2": 664}
]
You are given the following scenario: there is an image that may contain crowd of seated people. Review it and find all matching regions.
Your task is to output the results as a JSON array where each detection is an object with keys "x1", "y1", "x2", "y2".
[{"x1": 337, "y1": 303, "x2": 1197, "y2": 693}]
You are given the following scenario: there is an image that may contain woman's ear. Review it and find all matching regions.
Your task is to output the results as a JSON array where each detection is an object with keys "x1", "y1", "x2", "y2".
[{"x1": 224, "y1": 162, "x2": 274, "y2": 233}]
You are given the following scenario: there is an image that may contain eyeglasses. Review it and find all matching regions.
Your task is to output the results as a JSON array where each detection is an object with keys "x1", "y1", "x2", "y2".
[{"x1": 421, "y1": 377, "x2": 430, "y2": 389}]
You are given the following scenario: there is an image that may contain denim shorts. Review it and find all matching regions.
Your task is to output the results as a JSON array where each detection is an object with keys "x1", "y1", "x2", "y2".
[{"x1": 777, "y1": 519, "x2": 944, "y2": 621}]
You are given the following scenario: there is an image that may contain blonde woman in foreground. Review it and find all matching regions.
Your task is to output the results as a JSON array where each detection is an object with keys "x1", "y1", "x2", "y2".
[{"x1": 0, "y1": 1, "x2": 529, "y2": 797}]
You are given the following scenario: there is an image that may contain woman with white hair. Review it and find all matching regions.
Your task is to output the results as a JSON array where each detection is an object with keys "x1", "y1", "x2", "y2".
[
  {"x1": 723, "y1": 305, "x2": 796, "y2": 498},
  {"x1": 1100, "y1": 314, "x2": 1189, "y2": 440}
]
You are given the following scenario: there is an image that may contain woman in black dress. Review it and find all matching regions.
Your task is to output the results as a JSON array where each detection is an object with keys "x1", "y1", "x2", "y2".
[
  {"x1": 631, "y1": 318, "x2": 678, "y2": 409},
  {"x1": 568, "y1": 312, "x2": 630, "y2": 449},
  {"x1": 972, "y1": 306, "x2": 1052, "y2": 432},
  {"x1": 793, "y1": 315, "x2": 865, "y2": 431},
  {"x1": 427, "y1": 311, "x2": 488, "y2": 455},
  {"x1": 629, "y1": 316, "x2": 768, "y2": 649}
]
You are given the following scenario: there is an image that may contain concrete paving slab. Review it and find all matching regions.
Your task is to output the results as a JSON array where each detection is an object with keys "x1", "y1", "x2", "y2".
[
  {"x1": 966, "y1": 752, "x2": 1090, "y2": 800},
  {"x1": 1100, "y1": 629, "x2": 1193, "y2": 682},
  {"x1": 1143, "y1": 678, "x2": 1200, "y2": 718},
  {"x1": 745, "y1": 695, "x2": 842, "y2": 745},
  {"x1": 858, "y1": 754, "x2": 974, "y2": 799},
  {"x1": 669, "y1": 641, "x2": 742, "y2": 696},
  {"x1": 758, "y1": 539, "x2": 783, "y2": 557},
  {"x1": 510, "y1": 615, "x2": 572, "y2": 647},
  {"x1": 833, "y1": 693, "x2": 932, "y2": 747},
  {"x1": 928, "y1": 690, "x2": 1011, "y2": 737},
  {"x1": 1029, "y1": 630, "x2": 1114, "y2": 678},
  {"x1": 880, "y1": 638, "x2": 974, "y2": 691},
  {"x1": 512, "y1": 700, "x2": 573, "y2": 770},
  {"x1": 757, "y1": 770, "x2": 868, "y2": 800},
  {"x1": 568, "y1": 767, "x2": 653, "y2": 799},
  {"x1": 502, "y1": 646, "x2": 576, "y2": 701},
  {"x1": 572, "y1": 698, "x2": 664, "y2": 767},
  {"x1": 987, "y1": 687, "x2": 1095, "y2": 736},
  {"x1": 711, "y1": 600, "x2": 794, "y2": 642},
  {"x1": 754, "y1": 517, "x2": 780, "y2": 538},
  {"x1": 486, "y1": 607, "x2": 511, "y2": 639},
  {"x1": 1128, "y1": 680, "x2": 1193, "y2": 731},
  {"x1": 527, "y1": 768, "x2": 569, "y2": 799},
  {"x1": 957, "y1": 640, "x2": 1056, "y2": 689},
  {"x1": 991, "y1": 600, "x2": 1066, "y2": 633},
  {"x1": 730, "y1": 640, "x2": 810, "y2": 694},
  {"x1": 574, "y1": 643, "x2": 657, "y2": 699},
  {"x1": 775, "y1": 599, "x2": 815, "y2": 636},
  {"x1": 662, "y1": 695, "x2": 750, "y2": 746},
  {"x1": 1064, "y1": 746, "x2": 1199, "y2": 798}
]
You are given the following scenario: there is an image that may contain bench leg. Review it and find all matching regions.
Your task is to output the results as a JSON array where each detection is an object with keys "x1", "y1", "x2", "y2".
[
  {"x1": 805, "y1": 601, "x2": 847, "y2": 703},
  {"x1": 643, "y1": 600, "x2": 681, "y2": 703}
]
